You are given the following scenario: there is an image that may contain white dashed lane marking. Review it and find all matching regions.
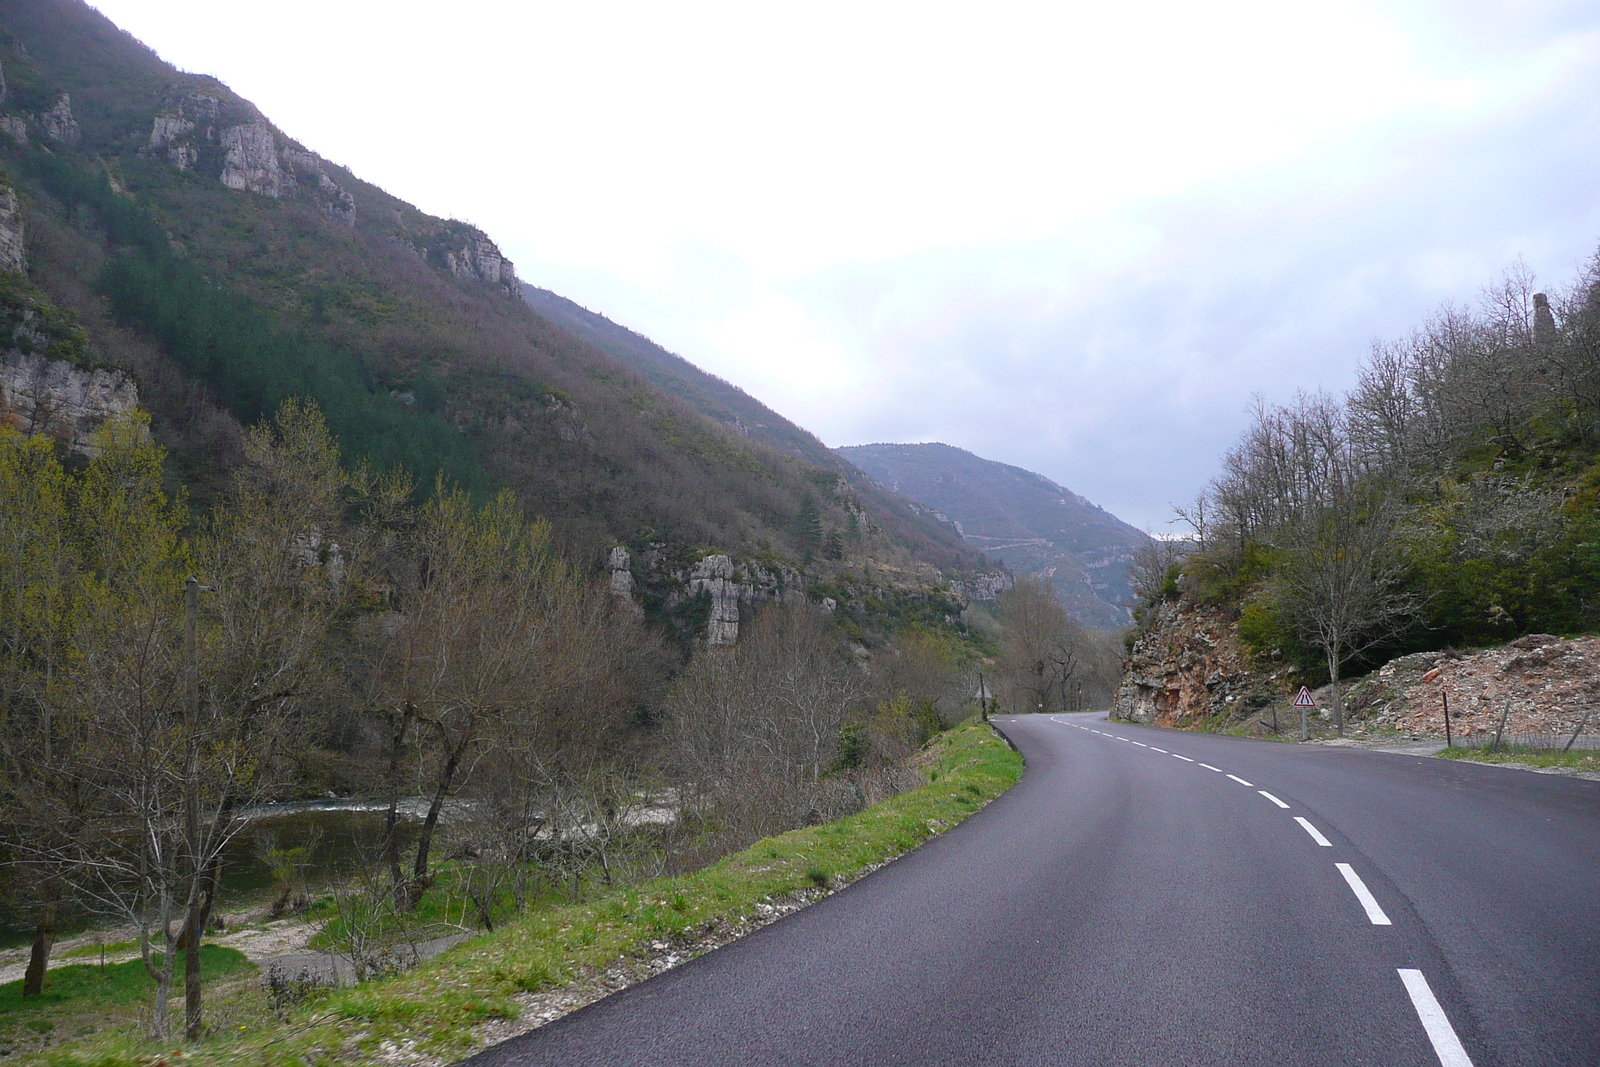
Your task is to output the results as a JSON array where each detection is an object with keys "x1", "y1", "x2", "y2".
[
  {"x1": 1398, "y1": 969, "x2": 1476, "y2": 1067},
  {"x1": 1053, "y1": 719, "x2": 1468, "y2": 1058},
  {"x1": 1336, "y1": 863, "x2": 1392, "y2": 926}
]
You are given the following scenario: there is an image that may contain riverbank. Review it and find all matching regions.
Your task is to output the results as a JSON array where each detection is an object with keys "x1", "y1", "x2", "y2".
[{"x1": 9, "y1": 720, "x2": 1023, "y2": 1066}]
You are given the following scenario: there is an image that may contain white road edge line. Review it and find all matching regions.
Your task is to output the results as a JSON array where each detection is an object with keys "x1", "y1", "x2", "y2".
[
  {"x1": 1336, "y1": 863, "x2": 1392, "y2": 925},
  {"x1": 1198, "y1": 763, "x2": 1223, "y2": 772},
  {"x1": 1397, "y1": 969, "x2": 1475, "y2": 1067},
  {"x1": 1258, "y1": 790, "x2": 1290, "y2": 808},
  {"x1": 1294, "y1": 816, "x2": 1333, "y2": 847},
  {"x1": 1226, "y1": 774, "x2": 1254, "y2": 786},
  {"x1": 1173, "y1": 754, "x2": 1195, "y2": 762},
  {"x1": 1150, "y1": 747, "x2": 1169, "y2": 753}
]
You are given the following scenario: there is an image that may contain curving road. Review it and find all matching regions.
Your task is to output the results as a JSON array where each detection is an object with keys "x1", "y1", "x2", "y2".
[{"x1": 461, "y1": 713, "x2": 1600, "y2": 1066}]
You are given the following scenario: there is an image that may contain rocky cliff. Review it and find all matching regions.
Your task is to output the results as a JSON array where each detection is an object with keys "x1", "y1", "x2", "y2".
[
  {"x1": 1118, "y1": 595, "x2": 1600, "y2": 743},
  {"x1": 1115, "y1": 598, "x2": 1287, "y2": 727},
  {"x1": 1335, "y1": 635, "x2": 1600, "y2": 742},
  {"x1": 0, "y1": 349, "x2": 138, "y2": 453}
]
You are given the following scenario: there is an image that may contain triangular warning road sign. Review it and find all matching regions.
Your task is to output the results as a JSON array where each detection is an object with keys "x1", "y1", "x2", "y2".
[{"x1": 1293, "y1": 686, "x2": 1316, "y2": 708}]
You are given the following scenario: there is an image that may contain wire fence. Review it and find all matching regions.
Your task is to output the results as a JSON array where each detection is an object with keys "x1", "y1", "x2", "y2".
[{"x1": 1475, "y1": 729, "x2": 1600, "y2": 753}]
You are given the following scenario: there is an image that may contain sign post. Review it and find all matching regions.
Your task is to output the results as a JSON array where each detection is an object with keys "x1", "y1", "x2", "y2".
[{"x1": 1293, "y1": 685, "x2": 1316, "y2": 741}]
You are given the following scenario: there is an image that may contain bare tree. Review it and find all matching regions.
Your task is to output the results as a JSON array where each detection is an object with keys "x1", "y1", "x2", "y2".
[{"x1": 1275, "y1": 486, "x2": 1418, "y2": 735}]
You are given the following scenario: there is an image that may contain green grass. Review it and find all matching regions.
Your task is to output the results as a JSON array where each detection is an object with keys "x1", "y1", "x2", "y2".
[
  {"x1": 54, "y1": 942, "x2": 137, "y2": 961},
  {"x1": 37, "y1": 720, "x2": 1022, "y2": 1065},
  {"x1": 1439, "y1": 745, "x2": 1600, "y2": 771},
  {"x1": 0, "y1": 947, "x2": 253, "y2": 1015}
]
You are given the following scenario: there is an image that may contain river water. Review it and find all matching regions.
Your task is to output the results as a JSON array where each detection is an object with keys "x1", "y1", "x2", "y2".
[{"x1": 0, "y1": 798, "x2": 433, "y2": 950}]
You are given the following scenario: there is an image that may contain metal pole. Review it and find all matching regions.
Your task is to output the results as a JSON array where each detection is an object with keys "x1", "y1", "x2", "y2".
[
  {"x1": 1442, "y1": 690, "x2": 1451, "y2": 748},
  {"x1": 978, "y1": 672, "x2": 988, "y2": 721},
  {"x1": 1300, "y1": 703, "x2": 1308, "y2": 742}
]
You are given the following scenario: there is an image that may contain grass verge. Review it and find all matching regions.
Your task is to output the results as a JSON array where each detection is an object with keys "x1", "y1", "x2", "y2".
[
  {"x1": 34, "y1": 719, "x2": 1023, "y2": 1066},
  {"x1": 1438, "y1": 744, "x2": 1600, "y2": 771}
]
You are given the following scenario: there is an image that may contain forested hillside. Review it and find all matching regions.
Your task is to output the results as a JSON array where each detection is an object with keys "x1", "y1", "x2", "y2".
[
  {"x1": 0, "y1": 0, "x2": 983, "y2": 603},
  {"x1": 520, "y1": 284, "x2": 982, "y2": 578},
  {"x1": 0, "y1": 3, "x2": 1038, "y2": 1048},
  {"x1": 838, "y1": 442, "x2": 1148, "y2": 630},
  {"x1": 1125, "y1": 258, "x2": 1600, "y2": 732}
]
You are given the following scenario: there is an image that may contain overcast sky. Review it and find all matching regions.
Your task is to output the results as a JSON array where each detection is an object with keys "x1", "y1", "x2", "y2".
[{"x1": 91, "y1": 0, "x2": 1600, "y2": 529}]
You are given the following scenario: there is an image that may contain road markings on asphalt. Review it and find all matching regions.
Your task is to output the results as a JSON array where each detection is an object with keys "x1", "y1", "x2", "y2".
[
  {"x1": 1294, "y1": 817, "x2": 1333, "y2": 846},
  {"x1": 1258, "y1": 790, "x2": 1290, "y2": 808},
  {"x1": 1335, "y1": 863, "x2": 1392, "y2": 925},
  {"x1": 1173, "y1": 754, "x2": 1195, "y2": 762},
  {"x1": 1149, "y1": 747, "x2": 1168, "y2": 753},
  {"x1": 1226, "y1": 774, "x2": 1254, "y2": 786},
  {"x1": 1397, "y1": 969, "x2": 1475, "y2": 1067},
  {"x1": 1131, "y1": 741, "x2": 1149, "y2": 747},
  {"x1": 1198, "y1": 763, "x2": 1223, "y2": 772}
]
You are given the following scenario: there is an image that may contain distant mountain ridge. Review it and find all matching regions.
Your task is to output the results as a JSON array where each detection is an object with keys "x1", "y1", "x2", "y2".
[
  {"x1": 520, "y1": 284, "x2": 987, "y2": 576},
  {"x1": 836, "y1": 442, "x2": 1148, "y2": 630},
  {"x1": 522, "y1": 285, "x2": 841, "y2": 469}
]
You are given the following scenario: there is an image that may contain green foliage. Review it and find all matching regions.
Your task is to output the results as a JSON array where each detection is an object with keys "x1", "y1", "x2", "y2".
[
  {"x1": 34, "y1": 722, "x2": 1019, "y2": 1066},
  {"x1": 831, "y1": 721, "x2": 868, "y2": 772},
  {"x1": 23, "y1": 152, "x2": 485, "y2": 494},
  {"x1": 0, "y1": 947, "x2": 251, "y2": 1013},
  {"x1": 0, "y1": 270, "x2": 90, "y2": 365}
]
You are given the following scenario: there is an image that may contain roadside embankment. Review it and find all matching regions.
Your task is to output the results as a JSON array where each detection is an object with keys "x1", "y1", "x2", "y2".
[{"x1": 36, "y1": 720, "x2": 1023, "y2": 1067}]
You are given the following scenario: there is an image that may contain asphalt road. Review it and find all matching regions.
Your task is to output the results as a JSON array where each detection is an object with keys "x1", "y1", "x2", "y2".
[{"x1": 461, "y1": 713, "x2": 1600, "y2": 1066}]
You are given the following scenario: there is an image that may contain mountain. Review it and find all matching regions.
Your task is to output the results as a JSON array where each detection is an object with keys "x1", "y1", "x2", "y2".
[
  {"x1": 0, "y1": 0, "x2": 991, "y2": 643},
  {"x1": 522, "y1": 285, "x2": 841, "y2": 470},
  {"x1": 836, "y1": 443, "x2": 1148, "y2": 630},
  {"x1": 518, "y1": 285, "x2": 981, "y2": 574}
]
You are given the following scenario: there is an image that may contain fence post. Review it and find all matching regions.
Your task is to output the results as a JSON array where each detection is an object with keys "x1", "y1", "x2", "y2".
[
  {"x1": 1491, "y1": 697, "x2": 1512, "y2": 753},
  {"x1": 1442, "y1": 690, "x2": 1451, "y2": 748},
  {"x1": 1563, "y1": 707, "x2": 1594, "y2": 753}
]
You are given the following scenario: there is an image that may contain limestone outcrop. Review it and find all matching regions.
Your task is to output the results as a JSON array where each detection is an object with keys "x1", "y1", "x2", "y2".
[
  {"x1": 607, "y1": 545, "x2": 636, "y2": 599},
  {"x1": 221, "y1": 122, "x2": 291, "y2": 198},
  {"x1": 690, "y1": 554, "x2": 743, "y2": 645},
  {"x1": 0, "y1": 187, "x2": 25, "y2": 274},
  {"x1": 1337, "y1": 635, "x2": 1600, "y2": 742},
  {"x1": 950, "y1": 571, "x2": 1012, "y2": 603},
  {"x1": 445, "y1": 232, "x2": 517, "y2": 291},
  {"x1": 0, "y1": 351, "x2": 139, "y2": 455},
  {"x1": 1115, "y1": 598, "x2": 1283, "y2": 726},
  {"x1": 39, "y1": 94, "x2": 80, "y2": 145}
]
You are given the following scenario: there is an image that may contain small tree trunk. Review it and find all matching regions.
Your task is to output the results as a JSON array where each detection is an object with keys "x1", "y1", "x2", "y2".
[
  {"x1": 406, "y1": 728, "x2": 469, "y2": 911},
  {"x1": 1328, "y1": 650, "x2": 1345, "y2": 736},
  {"x1": 382, "y1": 705, "x2": 413, "y2": 906},
  {"x1": 183, "y1": 900, "x2": 204, "y2": 1040},
  {"x1": 21, "y1": 883, "x2": 61, "y2": 997}
]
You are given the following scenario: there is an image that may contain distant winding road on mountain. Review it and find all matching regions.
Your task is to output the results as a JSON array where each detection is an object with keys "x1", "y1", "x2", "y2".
[{"x1": 463, "y1": 715, "x2": 1600, "y2": 1067}]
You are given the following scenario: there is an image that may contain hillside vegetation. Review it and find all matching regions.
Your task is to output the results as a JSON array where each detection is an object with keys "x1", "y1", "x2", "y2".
[
  {"x1": 839, "y1": 442, "x2": 1148, "y2": 630},
  {"x1": 1128, "y1": 254, "x2": 1600, "y2": 732},
  {"x1": 0, "y1": 0, "x2": 982, "y2": 590}
]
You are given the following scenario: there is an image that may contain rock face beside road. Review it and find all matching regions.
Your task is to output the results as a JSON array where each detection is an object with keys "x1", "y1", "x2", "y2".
[
  {"x1": 1116, "y1": 598, "x2": 1287, "y2": 726},
  {"x1": 1118, "y1": 592, "x2": 1599, "y2": 742},
  {"x1": 1341, "y1": 635, "x2": 1600, "y2": 742}
]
